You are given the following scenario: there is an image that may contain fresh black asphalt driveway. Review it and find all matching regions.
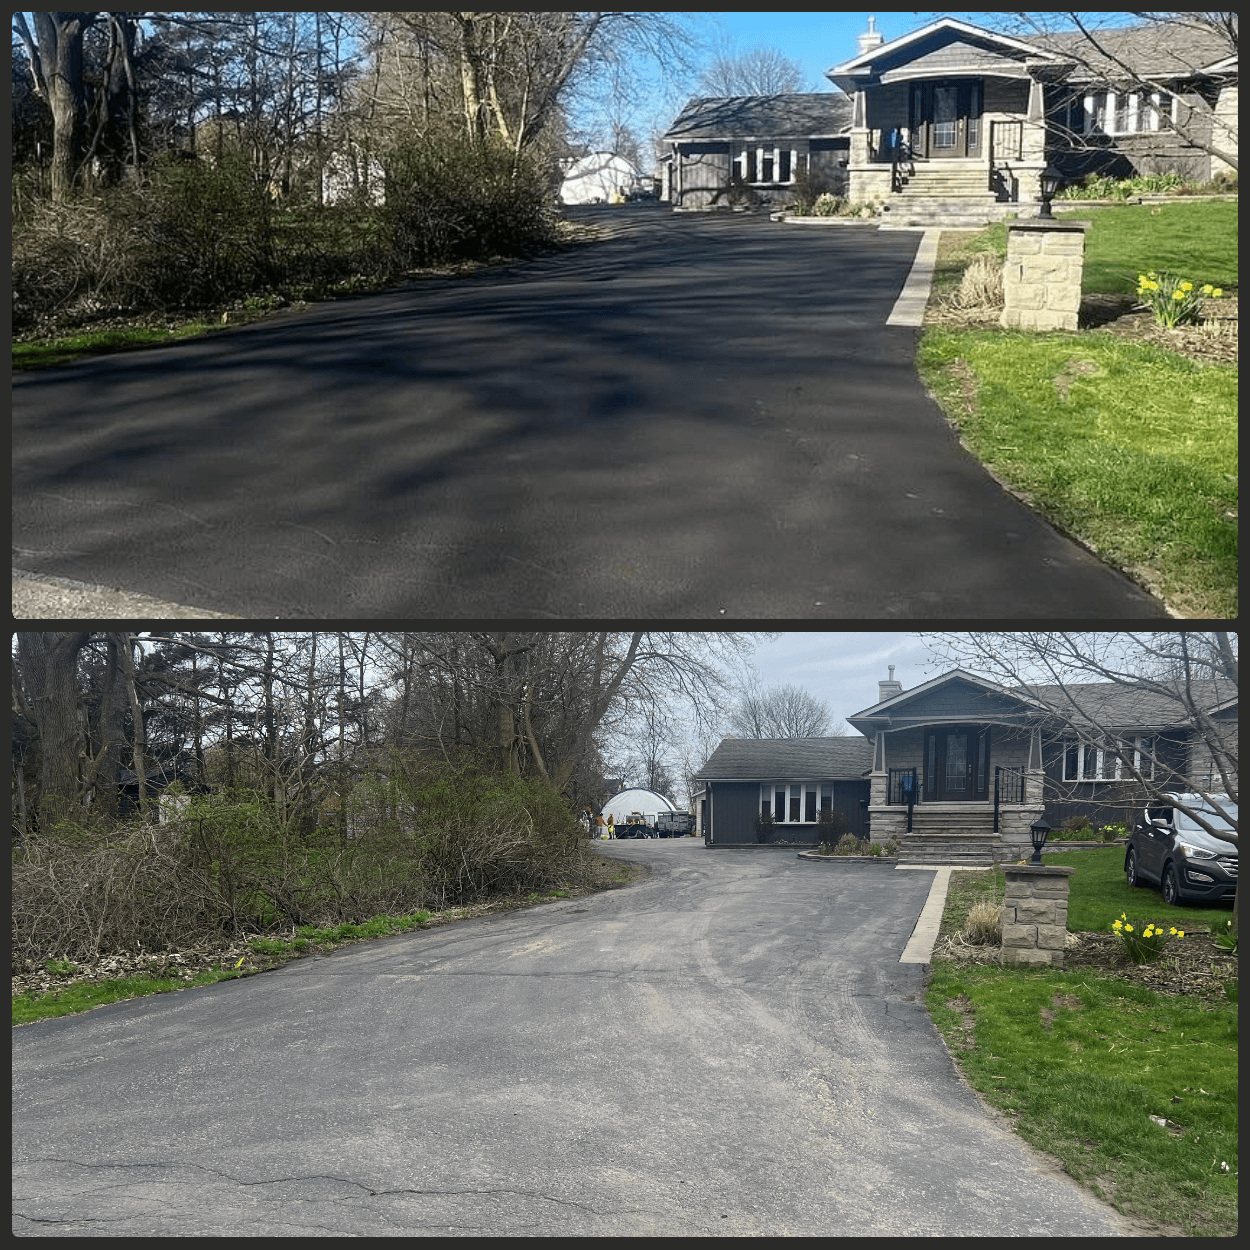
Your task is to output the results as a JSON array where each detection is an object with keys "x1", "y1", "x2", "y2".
[
  {"x1": 13, "y1": 206, "x2": 1165, "y2": 618},
  {"x1": 13, "y1": 842, "x2": 1134, "y2": 1236}
]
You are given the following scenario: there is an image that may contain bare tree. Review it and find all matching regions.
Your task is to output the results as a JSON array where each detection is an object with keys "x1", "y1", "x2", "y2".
[
  {"x1": 969, "y1": 12, "x2": 1238, "y2": 173},
  {"x1": 696, "y1": 40, "x2": 814, "y2": 97},
  {"x1": 924, "y1": 631, "x2": 1238, "y2": 923},
  {"x1": 727, "y1": 681, "x2": 843, "y2": 739}
]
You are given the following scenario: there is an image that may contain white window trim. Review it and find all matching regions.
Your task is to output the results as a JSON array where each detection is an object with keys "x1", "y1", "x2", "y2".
[
  {"x1": 760, "y1": 781, "x2": 829, "y2": 823},
  {"x1": 1062, "y1": 736, "x2": 1156, "y2": 783}
]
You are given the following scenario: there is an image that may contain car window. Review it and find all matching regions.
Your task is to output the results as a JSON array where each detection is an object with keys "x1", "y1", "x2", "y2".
[{"x1": 1173, "y1": 804, "x2": 1237, "y2": 835}]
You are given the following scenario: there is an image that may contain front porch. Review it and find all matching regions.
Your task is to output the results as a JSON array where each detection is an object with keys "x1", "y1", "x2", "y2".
[{"x1": 864, "y1": 723, "x2": 1046, "y2": 863}]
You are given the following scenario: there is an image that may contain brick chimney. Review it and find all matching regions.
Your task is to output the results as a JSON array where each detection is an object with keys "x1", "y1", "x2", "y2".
[
  {"x1": 878, "y1": 664, "x2": 903, "y2": 702},
  {"x1": 857, "y1": 15, "x2": 885, "y2": 56}
]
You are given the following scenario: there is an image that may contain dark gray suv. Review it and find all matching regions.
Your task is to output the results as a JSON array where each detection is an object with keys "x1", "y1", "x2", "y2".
[{"x1": 1125, "y1": 792, "x2": 1238, "y2": 906}]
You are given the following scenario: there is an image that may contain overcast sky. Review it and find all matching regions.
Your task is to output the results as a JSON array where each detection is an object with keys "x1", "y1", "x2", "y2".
[{"x1": 742, "y1": 631, "x2": 932, "y2": 724}]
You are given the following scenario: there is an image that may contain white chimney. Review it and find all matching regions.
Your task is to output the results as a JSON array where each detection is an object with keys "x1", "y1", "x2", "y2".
[
  {"x1": 878, "y1": 663, "x2": 903, "y2": 702},
  {"x1": 857, "y1": 15, "x2": 885, "y2": 56}
]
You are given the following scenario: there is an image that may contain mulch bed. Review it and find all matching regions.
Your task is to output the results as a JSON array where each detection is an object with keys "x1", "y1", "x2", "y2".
[
  {"x1": 934, "y1": 927, "x2": 1237, "y2": 1005},
  {"x1": 925, "y1": 288, "x2": 1238, "y2": 368}
]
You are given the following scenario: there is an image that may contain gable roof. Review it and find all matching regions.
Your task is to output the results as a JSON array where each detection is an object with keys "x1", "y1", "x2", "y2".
[
  {"x1": 846, "y1": 668, "x2": 1236, "y2": 735},
  {"x1": 828, "y1": 17, "x2": 1061, "y2": 83},
  {"x1": 663, "y1": 93, "x2": 852, "y2": 143},
  {"x1": 1022, "y1": 680, "x2": 1237, "y2": 731},
  {"x1": 696, "y1": 736, "x2": 873, "y2": 781},
  {"x1": 828, "y1": 16, "x2": 1234, "y2": 89},
  {"x1": 1017, "y1": 21, "x2": 1236, "y2": 82}
]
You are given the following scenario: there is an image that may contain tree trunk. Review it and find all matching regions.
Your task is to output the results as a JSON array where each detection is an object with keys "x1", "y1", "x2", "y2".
[
  {"x1": 117, "y1": 634, "x2": 151, "y2": 822},
  {"x1": 16, "y1": 632, "x2": 93, "y2": 832}
]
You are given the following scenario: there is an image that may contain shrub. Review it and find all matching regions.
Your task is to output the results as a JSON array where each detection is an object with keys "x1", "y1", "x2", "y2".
[
  {"x1": 381, "y1": 135, "x2": 555, "y2": 269},
  {"x1": 813, "y1": 192, "x2": 845, "y2": 217},
  {"x1": 11, "y1": 755, "x2": 594, "y2": 962}
]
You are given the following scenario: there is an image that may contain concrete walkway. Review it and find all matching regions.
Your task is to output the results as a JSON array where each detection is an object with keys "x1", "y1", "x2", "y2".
[{"x1": 896, "y1": 863, "x2": 993, "y2": 964}]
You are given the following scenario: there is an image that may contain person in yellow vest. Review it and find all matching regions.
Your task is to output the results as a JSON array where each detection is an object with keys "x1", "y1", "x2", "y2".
[{"x1": 607, "y1": 813, "x2": 615, "y2": 838}]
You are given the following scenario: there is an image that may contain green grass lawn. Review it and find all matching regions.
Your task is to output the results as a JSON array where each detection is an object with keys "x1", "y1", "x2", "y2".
[
  {"x1": 12, "y1": 319, "x2": 231, "y2": 372},
  {"x1": 933, "y1": 200, "x2": 1238, "y2": 298},
  {"x1": 1056, "y1": 200, "x2": 1238, "y2": 296},
  {"x1": 927, "y1": 963, "x2": 1238, "y2": 1236},
  {"x1": 918, "y1": 329, "x2": 1237, "y2": 617},
  {"x1": 12, "y1": 964, "x2": 250, "y2": 1026}
]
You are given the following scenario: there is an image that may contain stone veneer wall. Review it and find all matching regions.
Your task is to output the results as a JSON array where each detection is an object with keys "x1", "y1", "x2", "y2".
[
  {"x1": 1001, "y1": 219, "x2": 1090, "y2": 331},
  {"x1": 1001, "y1": 864, "x2": 1075, "y2": 966}
]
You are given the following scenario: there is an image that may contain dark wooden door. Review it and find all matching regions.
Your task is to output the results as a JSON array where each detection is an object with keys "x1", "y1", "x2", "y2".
[
  {"x1": 910, "y1": 80, "x2": 983, "y2": 159},
  {"x1": 925, "y1": 727, "x2": 990, "y2": 800}
]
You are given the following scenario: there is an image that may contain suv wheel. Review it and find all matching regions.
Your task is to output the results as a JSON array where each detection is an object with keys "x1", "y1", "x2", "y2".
[
  {"x1": 1126, "y1": 848, "x2": 1143, "y2": 888},
  {"x1": 1161, "y1": 861, "x2": 1182, "y2": 906}
]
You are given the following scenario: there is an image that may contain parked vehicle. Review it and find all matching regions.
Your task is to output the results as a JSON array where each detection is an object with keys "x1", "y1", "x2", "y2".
[
  {"x1": 1125, "y1": 792, "x2": 1238, "y2": 906},
  {"x1": 615, "y1": 812, "x2": 655, "y2": 839},
  {"x1": 655, "y1": 811, "x2": 695, "y2": 837}
]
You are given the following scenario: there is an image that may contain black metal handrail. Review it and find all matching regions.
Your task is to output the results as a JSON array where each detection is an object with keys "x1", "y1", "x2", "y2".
[
  {"x1": 888, "y1": 768, "x2": 919, "y2": 832},
  {"x1": 993, "y1": 766, "x2": 1025, "y2": 832}
]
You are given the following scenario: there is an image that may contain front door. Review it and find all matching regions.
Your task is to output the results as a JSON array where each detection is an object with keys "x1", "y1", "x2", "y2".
[
  {"x1": 910, "y1": 79, "x2": 983, "y2": 159},
  {"x1": 925, "y1": 727, "x2": 991, "y2": 800}
]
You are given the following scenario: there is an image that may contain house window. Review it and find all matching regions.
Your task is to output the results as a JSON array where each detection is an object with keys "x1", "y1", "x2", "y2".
[
  {"x1": 1063, "y1": 737, "x2": 1155, "y2": 782},
  {"x1": 779, "y1": 148, "x2": 791, "y2": 182},
  {"x1": 744, "y1": 149, "x2": 757, "y2": 182},
  {"x1": 762, "y1": 783, "x2": 830, "y2": 823},
  {"x1": 761, "y1": 150, "x2": 775, "y2": 182},
  {"x1": 789, "y1": 784, "x2": 801, "y2": 822},
  {"x1": 805, "y1": 785, "x2": 817, "y2": 822}
]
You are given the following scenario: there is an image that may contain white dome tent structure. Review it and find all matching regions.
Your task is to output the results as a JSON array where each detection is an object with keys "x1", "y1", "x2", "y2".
[
  {"x1": 599, "y1": 787, "x2": 677, "y2": 830},
  {"x1": 559, "y1": 152, "x2": 644, "y2": 205}
]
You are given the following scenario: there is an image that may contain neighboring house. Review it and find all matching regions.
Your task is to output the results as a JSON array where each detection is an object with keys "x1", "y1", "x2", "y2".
[
  {"x1": 697, "y1": 666, "x2": 1236, "y2": 862},
  {"x1": 662, "y1": 15, "x2": 1236, "y2": 221},
  {"x1": 659, "y1": 94, "x2": 852, "y2": 211},
  {"x1": 559, "y1": 152, "x2": 646, "y2": 205},
  {"x1": 321, "y1": 146, "x2": 385, "y2": 207}
]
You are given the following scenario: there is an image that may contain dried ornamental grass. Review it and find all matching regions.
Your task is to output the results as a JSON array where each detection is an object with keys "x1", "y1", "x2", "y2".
[{"x1": 962, "y1": 899, "x2": 1003, "y2": 945}]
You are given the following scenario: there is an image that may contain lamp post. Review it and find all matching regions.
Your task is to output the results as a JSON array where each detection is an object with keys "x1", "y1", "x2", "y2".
[
  {"x1": 1029, "y1": 818, "x2": 1051, "y2": 864},
  {"x1": 1037, "y1": 165, "x2": 1061, "y2": 219}
]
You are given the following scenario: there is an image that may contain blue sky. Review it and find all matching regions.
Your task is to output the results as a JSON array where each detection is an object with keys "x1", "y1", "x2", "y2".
[{"x1": 703, "y1": 12, "x2": 925, "y2": 93}]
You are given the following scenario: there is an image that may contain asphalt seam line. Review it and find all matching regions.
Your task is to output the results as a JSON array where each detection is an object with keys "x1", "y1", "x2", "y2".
[{"x1": 886, "y1": 228, "x2": 941, "y2": 327}]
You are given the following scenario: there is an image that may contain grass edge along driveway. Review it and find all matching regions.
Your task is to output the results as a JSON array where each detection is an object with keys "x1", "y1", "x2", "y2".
[
  {"x1": 918, "y1": 330, "x2": 1236, "y2": 619},
  {"x1": 926, "y1": 850, "x2": 1237, "y2": 1237}
]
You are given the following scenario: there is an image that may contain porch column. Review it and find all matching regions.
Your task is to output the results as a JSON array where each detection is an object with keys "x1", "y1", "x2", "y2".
[
  {"x1": 1025, "y1": 725, "x2": 1044, "y2": 806},
  {"x1": 869, "y1": 730, "x2": 887, "y2": 807}
]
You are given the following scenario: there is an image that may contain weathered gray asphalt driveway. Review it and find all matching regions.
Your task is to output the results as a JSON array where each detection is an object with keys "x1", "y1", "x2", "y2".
[
  {"x1": 13, "y1": 842, "x2": 1133, "y2": 1236},
  {"x1": 12, "y1": 205, "x2": 1164, "y2": 618}
]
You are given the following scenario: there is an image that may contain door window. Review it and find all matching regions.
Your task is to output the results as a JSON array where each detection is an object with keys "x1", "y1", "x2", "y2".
[{"x1": 933, "y1": 86, "x2": 959, "y2": 150}]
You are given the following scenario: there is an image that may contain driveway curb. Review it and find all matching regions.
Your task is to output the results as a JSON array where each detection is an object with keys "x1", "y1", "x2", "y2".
[{"x1": 896, "y1": 863, "x2": 993, "y2": 963}]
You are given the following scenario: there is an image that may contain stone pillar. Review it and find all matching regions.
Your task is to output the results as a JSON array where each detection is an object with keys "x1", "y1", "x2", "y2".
[
  {"x1": 1000, "y1": 864, "x2": 1075, "y2": 967},
  {"x1": 1001, "y1": 219, "x2": 1091, "y2": 332}
]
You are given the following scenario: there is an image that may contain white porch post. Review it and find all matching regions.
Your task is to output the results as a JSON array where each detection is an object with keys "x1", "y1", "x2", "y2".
[{"x1": 1025, "y1": 725, "x2": 1044, "y2": 807}]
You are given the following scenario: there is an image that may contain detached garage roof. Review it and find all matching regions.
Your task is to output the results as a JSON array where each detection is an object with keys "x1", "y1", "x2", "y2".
[
  {"x1": 663, "y1": 93, "x2": 852, "y2": 142},
  {"x1": 697, "y1": 736, "x2": 874, "y2": 781}
]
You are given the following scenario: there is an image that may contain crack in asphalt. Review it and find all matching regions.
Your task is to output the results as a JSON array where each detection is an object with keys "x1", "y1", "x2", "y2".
[{"x1": 14, "y1": 1156, "x2": 699, "y2": 1226}]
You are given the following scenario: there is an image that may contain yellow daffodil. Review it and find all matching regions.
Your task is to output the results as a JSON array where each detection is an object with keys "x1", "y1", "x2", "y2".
[
  {"x1": 1124, "y1": 924, "x2": 1134, "y2": 933},
  {"x1": 1172, "y1": 290, "x2": 1186, "y2": 300},
  {"x1": 1213, "y1": 288, "x2": 1223, "y2": 297},
  {"x1": 1180, "y1": 281, "x2": 1193, "y2": 292}
]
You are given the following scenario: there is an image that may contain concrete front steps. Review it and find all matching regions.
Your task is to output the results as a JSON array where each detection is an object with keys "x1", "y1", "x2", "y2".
[
  {"x1": 883, "y1": 165, "x2": 1018, "y2": 227},
  {"x1": 896, "y1": 804, "x2": 1000, "y2": 865},
  {"x1": 897, "y1": 833, "x2": 999, "y2": 866}
]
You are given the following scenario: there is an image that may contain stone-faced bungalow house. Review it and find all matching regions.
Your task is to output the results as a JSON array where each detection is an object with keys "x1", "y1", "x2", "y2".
[
  {"x1": 663, "y1": 15, "x2": 1236, "y2": 222},
  {"x1": 697, "y1": 666, "x2": 1236, "y2": 864}
]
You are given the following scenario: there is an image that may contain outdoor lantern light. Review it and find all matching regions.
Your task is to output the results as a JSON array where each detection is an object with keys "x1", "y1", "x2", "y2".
[
  {"x1": 1029, "y1": 818, "x2": 1051, "y2": 864},
  {"x1": 1037, "y1": 166, "x2": 1062, "y2": 218}
]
